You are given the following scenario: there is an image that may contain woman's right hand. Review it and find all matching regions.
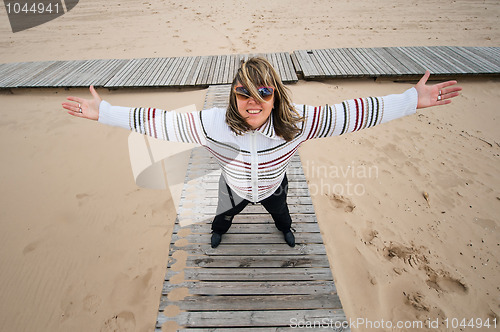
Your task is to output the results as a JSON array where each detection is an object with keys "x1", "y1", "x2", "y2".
[{"x1": 62, "y1": 85, "x2": 102, "y2": 121}]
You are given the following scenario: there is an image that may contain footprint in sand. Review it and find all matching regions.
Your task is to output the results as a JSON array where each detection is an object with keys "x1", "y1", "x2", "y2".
[
  {"x1": 327, "y1": 193, "x2": 355, "y2": 212},
  {"x1": 101, "y1": 311, "x2": 136, "y2": 332},
  {"x1": 426, "y1": 270, "x2": 468, "y2": 295},
  {"x1": 83, "y1": 294, "x2": 102, "y2": 315},
  {"x1": 404, "y1": 291, "x2": 429, "y2": 312}
]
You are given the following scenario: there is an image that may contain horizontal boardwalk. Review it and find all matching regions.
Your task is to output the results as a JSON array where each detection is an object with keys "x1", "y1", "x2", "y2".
[
  {"x1": 0, "y1": 52, "x2": 297, "y2": 88},
  {"x1": 293, "y1": 46, "x2": 500, "y2": 78},
  {"x1": 0, "y1": 47, "x2": 498, "y2": 89},
  {"x1": 155, "y1": 85, "x2": 348, "y2": 331}
]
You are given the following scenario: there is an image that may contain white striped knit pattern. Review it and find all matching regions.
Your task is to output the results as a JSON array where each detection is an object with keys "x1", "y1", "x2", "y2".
[{"x1": 98, "y1": 88, "x2": 418, "y2": 202}]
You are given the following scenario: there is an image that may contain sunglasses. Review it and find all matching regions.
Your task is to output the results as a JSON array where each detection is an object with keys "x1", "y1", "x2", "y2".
[{"x1": 234, "y1": 86, "x2": 275, "y2": 101}]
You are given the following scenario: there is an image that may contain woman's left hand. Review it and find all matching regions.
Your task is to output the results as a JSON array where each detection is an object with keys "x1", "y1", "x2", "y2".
[{"x1": 415, "y1": 70, "x2": 462, "y2": 109}]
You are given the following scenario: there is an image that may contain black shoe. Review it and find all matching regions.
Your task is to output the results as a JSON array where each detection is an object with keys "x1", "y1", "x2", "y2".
[
  {"x1": 283, "y1": 231, "x2": 295, "y2": 247},
  {"x1": 211, "y1": 232, "x2": 222, "y2": 248}
]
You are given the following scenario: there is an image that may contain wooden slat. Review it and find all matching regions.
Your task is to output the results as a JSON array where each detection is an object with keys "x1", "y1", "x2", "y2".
[
  {"x1": 166, "y1": 267, "x2": 333, "y2": 282},
  {"x1": 458, "y1": 47, "x2": 500, "y2": 72},
  {"x1": 173, "y1": 232, "x2": 325, "y2": 245},
  {"x1": 160, "y1": 56, "x2": 184, "y2": 86},
  {"x1": 442, "y1": 47, "x2": 491, "y2": 73},
  {"x1": 163, "y1": 280, "x2": 335, "y2": 295},
  {"x1": 387, "y1": 47, "x2": 426, "y2": 74},
  {"x1": 179, "y1": 222, "x2": 321, "y2": 235},
  {"x1": 160, "y1": 294, "x2": 341, "y2": 311},
  {"x1": 157, "y1": 309, "x2": 347, "y2": 328},
  {"x1": 167, "y1": 56, "x2": 188, "y2": 86},
  {"x1": 180, "y1": 254, "x2": 332, "y2": 269},
  {"x1": 136, "y1": 57, "x2": 164, "y2": 86}
]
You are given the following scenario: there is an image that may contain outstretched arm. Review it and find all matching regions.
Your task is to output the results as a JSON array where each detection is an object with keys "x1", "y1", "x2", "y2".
[
  {"x1": 62, "y1": 86, "x2": 207, "y2": 145},
  {"x1": 415, "y1": 70, "x2": 462, "y2": 109},
  {"x1": 62, "y1": 85, "x2": 102, "y2": 120}
]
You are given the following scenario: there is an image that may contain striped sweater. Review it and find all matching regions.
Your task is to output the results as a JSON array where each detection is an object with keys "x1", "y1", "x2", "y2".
[{"x1": 98, "y1": 87, "x2": 418, "y2": 202}]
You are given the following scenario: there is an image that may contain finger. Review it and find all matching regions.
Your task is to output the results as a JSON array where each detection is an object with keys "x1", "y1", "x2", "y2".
[
  {"x1": 436, "y1": 80, "x2": 459, "y2": 89},
  {"x1": 89, "y1": 85, "x2": 102, "y2": 101},
  {"x1": 66, "y1": 96, "x2": 84, "y2": 103},
  {"x1": 417, "y1": 70, "x2": 431, "y2": 86},
  {"x1": 62, "y1": 101, "x2": 81, "y2": 111},
  {"x1": 441, "y1": 91, "x2": 461, "y2": 100}
]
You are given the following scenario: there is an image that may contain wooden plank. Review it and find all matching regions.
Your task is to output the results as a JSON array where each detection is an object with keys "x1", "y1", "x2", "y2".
[
  {"x1": 310, "y1": 49, "x2": 333, "y2": 76},
  {"x1": 137, "y1": 57, "x2": 164, "y2": 86},
  {"x1": 217, "y1": 55, "x2": 228, "y2": 84},
  {"x1": 173, "y1": 56, "x2": 195, "y2": 86},
  {"x1": 319, "y1": 48, "x2": 343, "y2": 76},
  {"x1": 163, "y1": 280, "x2": 335, "y2": 295},
  {"x1": 355, "y1": 48, "x2": 390, "y2": 76},
  {"x1": 157, "y1": 309, "x2": 347, "y2": 328},
  {"x1": 208, "y1": 55, "x2": 220, "y2": 85},
  {"x1": 418, "y1": 46, "x2": 464, "y2": 74},
  {"x1": 160, "y1": 294, "x2": 341, "y2": 311},
  {"x1": 275, "y1": 52, "x2": 289, "y2": 82},
  {"x1": 181, "y1": 254, "x2": 332, "y2": 269},
  {"x1": 169, "y1": 243, "x2": 327, "y2": 256},
  {"x1": 443, "y1": 47, "x2": 492, "y2": 73},
  {"x1": 116, "y1": 58, "x2": 148, "y2": 87},
  {"x1": 370, "y1": 48, "x2": 407, "y2": 75},
  {"x1": 343, "y1": 48, "x2": 372, "y2": 76},
  {"x1": 122, "y1": 58, "x2": 154, "y2": 86},
  {"x1": 307, "y1": 50, "x2": 326, "y2": 78},
  {"x1": 458, "y1": 47, "x2": 500, "y2": 72},
  {"x1": 1, "y1": 61, "x2": 56, "y2": 87},
  {"x1": 178, "y1": 223, "x2": 321, "y2": 235},
  {"x1": 290, "y1": 52, "x2": 302, "y2": 75},
  {"x1": 69, "y1": 59, "x2": 115, "y2": 86},
  {"x1": 166, "y1": 267, "x2": 333, "y2": 282},
  {"x1": 104, "y1": 59, "x2": 137, "y2": 87},
  {"x1": 398, "y1": 47, "x2": 445, "y2": 74},
  {"x1": 157, "y1": 56, "x2": 182, "y2": 86},
  {"x1": 476, "y1": 47, "x2": 500, "y2": 66},
  {"x1": 295, "y1": 50, "x2": 317, "y2": 77},
  {"x1": 426, "y1": 46, "x2": 472, "y2": 74},
  {"x1": 144, "y1": 57, "x2": 171, "y2": 86},
  {"x1": 388, "y1": 47, "x2": 427, "y2": 74},
  {"x1": 281, "y1": 52, "x2": 298, "y2": 82},
  {"x1": 186, "y1": 56, "x2": 205, "y2": 86},
  {"x1": 30, "y1": 60, "x2": 80, "y2": 87},
  {"x1": 174, "y1": 214, "x2": 318, "y2": 226},
  {"x1": 328, "y1": 49, "x2": 356, "y2": 76},
  {"x1": 54, "y1": 59, "x2": 95, "y2": 86},
  {"x1": 173, "y1": 232, "x2": 325, "y2": 246},
  {"x1": 199, "y1": 55, "x2": 215, "y2": 85},
  {"x1": 170, "y1": 328, "x2": 348, "y2": 332},
  {"x1": 167, "y1": 56, "x2": 189, "y2": 86},
  {"x1": 195, "y1": 56, "x2": 210, "y2": 85}
]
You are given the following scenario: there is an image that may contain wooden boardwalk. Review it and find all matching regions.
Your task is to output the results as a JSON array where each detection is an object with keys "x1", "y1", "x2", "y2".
[
  {"x1": 155, "y1": 85, "x2": 348, "y2": 331},
  {"x1": 0, "y1": 52, "x2": 297, "y2": 88},
  {"x1": 0, "y1": 47, "x2": 498, "y2": 89},
  {"x1": 293, "y1": 46, "x2": 500, "y2": 78}
]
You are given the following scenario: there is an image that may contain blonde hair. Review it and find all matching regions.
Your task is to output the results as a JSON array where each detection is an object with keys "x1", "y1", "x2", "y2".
[{"x1": 225, "y1": 57, "x2": 303, "y2": 141}]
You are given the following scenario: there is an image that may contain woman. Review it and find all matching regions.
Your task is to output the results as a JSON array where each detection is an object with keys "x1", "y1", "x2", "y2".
[{"x1": 62, "y1": 57, "x2": 461, "y2": 248}]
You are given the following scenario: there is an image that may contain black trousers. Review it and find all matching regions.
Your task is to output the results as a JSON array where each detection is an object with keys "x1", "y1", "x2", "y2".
[{"x1": 211, "y1": 174, "x2": 292, "y2": 234}]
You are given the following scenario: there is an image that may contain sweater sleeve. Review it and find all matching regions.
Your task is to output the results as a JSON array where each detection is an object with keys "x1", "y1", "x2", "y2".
[
  {"x1": 97, "y1": 100, "x2": 207, "y2": 145},
  {"x1": 300, "y1": 87, "x2": 418, "y2": 140}
]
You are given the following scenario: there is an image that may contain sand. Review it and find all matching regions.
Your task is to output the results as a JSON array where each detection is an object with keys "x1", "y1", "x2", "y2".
[{"x1": 0, "y1": 1, "x2": 499, "y2": 331}]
